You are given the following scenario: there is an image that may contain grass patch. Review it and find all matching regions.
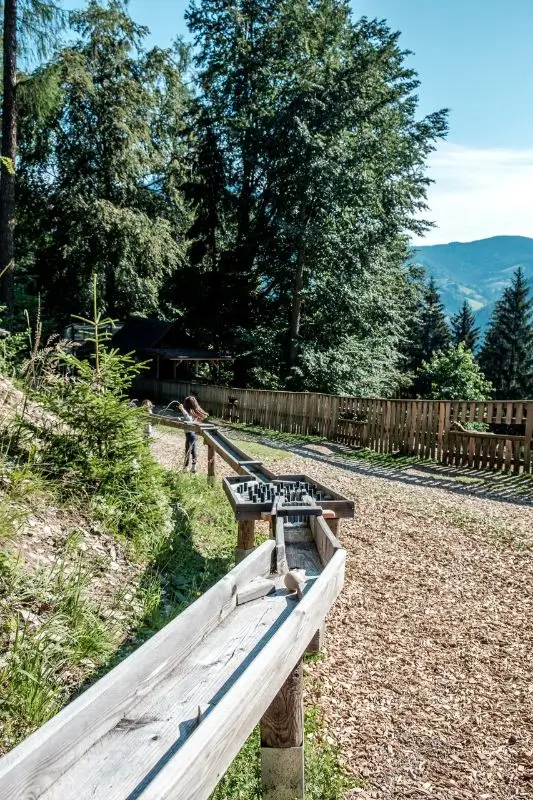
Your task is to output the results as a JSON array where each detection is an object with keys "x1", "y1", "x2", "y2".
[
  {"x1": 231, "y1": 437, "x2": 292, "y2": 461},
  {"x1": 211, "y1": 707, "x2": 354, "y2": 800},
  {"x1": 222, "y1": 422, "x2": 326, "y2": 448},
  {"x1": 338, "y1": 447, "x2": 420, "y2": 468},
  {"x1": 0, "y1": 534, "x2": 119, "y2": 754}
]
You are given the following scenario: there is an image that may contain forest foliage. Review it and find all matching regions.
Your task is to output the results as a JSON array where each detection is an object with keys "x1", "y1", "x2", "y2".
[{"x1": 2, "y1": 0, "x2": 533, "y2": 397}]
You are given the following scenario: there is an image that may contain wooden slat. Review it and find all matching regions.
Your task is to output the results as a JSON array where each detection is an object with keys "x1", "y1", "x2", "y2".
[
  {"x1": 524, "y1": 404, "x2": 533, "y2": 473},
  {"x1": 0, "y1": 541, "x2": 276, "y2": 800},
  {"x1": 133, "y1": 550, "x2": 346, "y2": 800}
]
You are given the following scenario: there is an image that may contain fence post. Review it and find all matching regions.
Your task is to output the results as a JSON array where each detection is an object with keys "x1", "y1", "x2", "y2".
[
  {"x1": 524, "y1": 403, "x2": 533, "y2": 473},
  {"x1": 260, "y1": 659, "x2": 304, "y2": 800},
  {"x1": 437, "y1": 401, "x2": 446, "y2": 462}
]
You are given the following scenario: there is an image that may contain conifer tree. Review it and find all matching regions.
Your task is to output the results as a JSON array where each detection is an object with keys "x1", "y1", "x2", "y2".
[
  {"x1": 478, "y1": 267, "x2": 533, "y2": 398},
  {"x1": 451, "y1": 299, "x2": 479, "y2": 351},
  {"x1": 405, "y1": 276, "x2": 451, "y2": 396}
]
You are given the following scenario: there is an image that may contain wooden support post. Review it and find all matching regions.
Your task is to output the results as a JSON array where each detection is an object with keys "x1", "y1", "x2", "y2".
[
  {"x1": 260, "y1": 659, "x2": 304, "y2": 800},
  {"x1": 325, "y1": 516, "x2": 341, "y2": 538},
  {"x1": 305, "y1": 623, "x2": 325, "y2": 654},
  {"x1": 207, "y1": 444, "x2": 215, "y2": 486},
  {"x1": 235, "y1": 519, "x2": 255, "y2": 563}
]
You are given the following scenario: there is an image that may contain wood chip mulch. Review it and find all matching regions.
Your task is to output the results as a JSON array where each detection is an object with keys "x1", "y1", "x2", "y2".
[
  {"x1": 153, "y1": 427, "x2": 533, "y2": 798},
  {"x1": 265, "y1": 453, "x2": 533, "y2": 800}
]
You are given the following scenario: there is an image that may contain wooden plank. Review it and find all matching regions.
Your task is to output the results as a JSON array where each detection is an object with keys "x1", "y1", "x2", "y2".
[
  {"x1": 473, "y1": 435, "x2": 482, "y2": 469},
  {"x1": 524, "y1": 403, "x2": 533, "y2": 473},
  {"x1": 274, "y1": 516, "x2": 288, "y2": 574},
  {"x1": 428, "y1": 401, "x2": 436, "y2": 459},
  {"x1": 437, "y1": 402, "x2": 446, "y2": 462},
  {"x1": 42, "y1": 583, "x2": 290, "y2": 800},
  {"x1": 513, "y1": 438, "x2": 522, "y2": 475},
  {"x1": 134, "y1": 549, "x2": 346, "y2": 800},
  {"x1": 311, "y1": 515, "x2": 342, "y2": 567},
  {"x1": 496, "y1": 436, "x2": 505, "y2": 470},
  {"x1": 0, "y1": 540, "x2": 276, "y2": 800},
  {"x1": 237, "y1": 577, "x2": 275, "y2": 605}
]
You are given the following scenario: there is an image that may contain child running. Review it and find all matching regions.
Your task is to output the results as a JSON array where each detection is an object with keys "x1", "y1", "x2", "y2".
[{"x1": 177, "y1": 395, "x2": 208, "y2": 473}]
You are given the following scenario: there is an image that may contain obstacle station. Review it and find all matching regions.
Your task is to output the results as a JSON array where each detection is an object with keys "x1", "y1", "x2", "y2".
[{"x1": 0, "y1": 413, "x2": 353, "y2": 800}]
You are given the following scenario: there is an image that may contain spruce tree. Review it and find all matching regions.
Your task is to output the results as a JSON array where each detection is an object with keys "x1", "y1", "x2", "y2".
[
  {"x1": 410, "y1": 277, "x2": 450, "y2": 364},
  {"x1": 405, "y1": 276, "x2": 451, "y2": 396},
  {"x1": 451, "y1": 299, "x2": 479, "y2": 351},
  {"x1": 478, "y1": 267, "x2": 533, "y2": 398}
]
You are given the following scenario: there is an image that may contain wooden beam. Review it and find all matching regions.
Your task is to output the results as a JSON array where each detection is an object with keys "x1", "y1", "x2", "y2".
[
  {"x1": 0, "y1": 540, "x2": 276, "y2": 800},
  {"x1": 133, "y1": 550, "x2": 345, "y2": 800},
  {"x1": 207, "y1": 444, "x2": 215, "y2": 486},
  {"x1": 260, "y1": 660, "x2": 304, "y2": 800},
  {"x1": 311, "y1": 514, "x2": 342, "y2": 567}
]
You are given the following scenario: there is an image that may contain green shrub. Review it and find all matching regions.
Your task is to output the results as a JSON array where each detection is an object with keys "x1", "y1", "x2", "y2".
[{"x1": 14, "y1": 279, "x2": 173, "y2": 547}]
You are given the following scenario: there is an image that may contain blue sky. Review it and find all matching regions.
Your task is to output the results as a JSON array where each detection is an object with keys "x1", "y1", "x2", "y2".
[{"x1": 65, "y1": 0, "x2": 533, "y2": 245}]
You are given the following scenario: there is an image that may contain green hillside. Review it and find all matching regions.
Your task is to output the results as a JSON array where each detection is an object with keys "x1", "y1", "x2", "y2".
[{"x1": 409, "y1": 235, "x2": 533, "y2": 327}]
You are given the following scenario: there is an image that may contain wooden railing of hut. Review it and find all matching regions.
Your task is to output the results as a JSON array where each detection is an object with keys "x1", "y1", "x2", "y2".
[{"x1": 135, "y1": 379, "x2": 533, "y2": 474}]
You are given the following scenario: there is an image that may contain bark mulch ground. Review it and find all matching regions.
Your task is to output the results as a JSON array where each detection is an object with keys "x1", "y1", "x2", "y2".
[{"x1": 154, "y1": 426, "x2": 533, "y2": 799}]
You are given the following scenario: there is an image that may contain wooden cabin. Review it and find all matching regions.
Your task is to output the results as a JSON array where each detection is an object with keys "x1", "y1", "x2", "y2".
[{"x1": 110, "y1": 318, "x2": 232, "y2": 381}]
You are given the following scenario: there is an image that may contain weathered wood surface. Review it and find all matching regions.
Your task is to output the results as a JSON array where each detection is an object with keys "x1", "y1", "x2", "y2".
[
  {"x1": 0, "y1": 541, "x2": 275, "y2": 800},
  {"x1": 28, "y1": 547, "x2": 344, "y2": 800},
  {"x1": 237, "y1": 577, "x2": 275, "y2": 605},
  {"x1": 130, "y1": 550, "x2": 346, "y2": 800},
  {"x1": 260, "y1": 660, "x2": 304, "y2": 748},
  {"x1": 311, "y1": 514, "x2": 343, "y2": 567}
]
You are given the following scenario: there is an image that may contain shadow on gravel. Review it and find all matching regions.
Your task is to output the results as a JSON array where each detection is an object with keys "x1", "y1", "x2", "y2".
[{"x1": 224, "y1": 429, "x2": 533, "y2": 508}]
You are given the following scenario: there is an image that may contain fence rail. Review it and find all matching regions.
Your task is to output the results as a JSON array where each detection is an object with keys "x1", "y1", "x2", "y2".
[{"x1": 135, "y1": 379, "x2": 533, "y2": 474}]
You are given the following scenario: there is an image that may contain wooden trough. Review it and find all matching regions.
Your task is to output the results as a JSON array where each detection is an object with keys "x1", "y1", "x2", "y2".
[{"x1": 0, "y1": 414, "x2": 350, "y2": 800}]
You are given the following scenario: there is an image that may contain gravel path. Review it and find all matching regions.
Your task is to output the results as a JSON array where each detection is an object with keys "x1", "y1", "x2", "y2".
[{"x1": 153, "y1": 426, "x2": 533, "y2": 799}]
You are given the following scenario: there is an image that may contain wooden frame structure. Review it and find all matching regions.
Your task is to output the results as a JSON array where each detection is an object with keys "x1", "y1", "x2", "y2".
[{"x1": 0, "y1": 415, "x2": 350, "y2": 800}]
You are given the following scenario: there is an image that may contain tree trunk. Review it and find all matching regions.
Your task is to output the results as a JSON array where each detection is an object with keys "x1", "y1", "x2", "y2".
[
  {"x1": 0, "y1": 0, "x2": 18, "y2": 317},
  {"x1": 288, "y1": 207, "x2": 311, "y2": 371},
  {"x1": 288, "y1": 241, "x2": 305, "y2": 370}
]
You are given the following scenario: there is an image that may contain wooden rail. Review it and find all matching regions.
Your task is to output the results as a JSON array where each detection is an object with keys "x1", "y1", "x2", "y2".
[
  {"x1": 0, "y1": 417, "x2": 348, "y2": 800},
  {"x1": 136, "y1": 380, "x2": 533, "y2": 474}
]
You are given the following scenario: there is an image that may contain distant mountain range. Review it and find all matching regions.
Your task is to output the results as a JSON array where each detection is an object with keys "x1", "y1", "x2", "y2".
[{"x1": 409, "y1": 235, "x2": 533, "y2": 330}]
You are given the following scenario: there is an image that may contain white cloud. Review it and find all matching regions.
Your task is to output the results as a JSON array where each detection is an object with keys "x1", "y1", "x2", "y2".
[{"x1": 413, "y1": 142, "x2": 533, "y2": 245}]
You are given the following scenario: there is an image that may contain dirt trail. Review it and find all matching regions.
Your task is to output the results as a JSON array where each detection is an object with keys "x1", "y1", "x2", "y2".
[{"x1": 154, "y1": 427, "x2": 533, "y2": 799}]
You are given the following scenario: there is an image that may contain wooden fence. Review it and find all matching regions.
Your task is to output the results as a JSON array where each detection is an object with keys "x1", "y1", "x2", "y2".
[{"x1": 135, "y1": 378, "x2": 533, "y2": 474}]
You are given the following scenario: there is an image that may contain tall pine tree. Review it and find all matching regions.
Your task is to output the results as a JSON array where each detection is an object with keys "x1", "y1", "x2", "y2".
[
  {"x1": 406, "y1": 276, "x2": 451, "y2": 396},
  {"x1": 16, "y1": 0, "x2": 191, "y2": 322},
  {"x1": 478, "y1": 267, "x2": 533, "y2": 398},
  {"x1": 450, "y1": 299, "x2": 479, "y2": 351}
]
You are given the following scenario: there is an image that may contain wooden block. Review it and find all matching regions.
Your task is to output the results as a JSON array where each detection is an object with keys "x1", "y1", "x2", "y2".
[
  {"x1": 261, "y1": 746, "x2": 304, "y2": 800},
  {"x1": 236, "y1": 577, "x2": 274, "y2": 605}
]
